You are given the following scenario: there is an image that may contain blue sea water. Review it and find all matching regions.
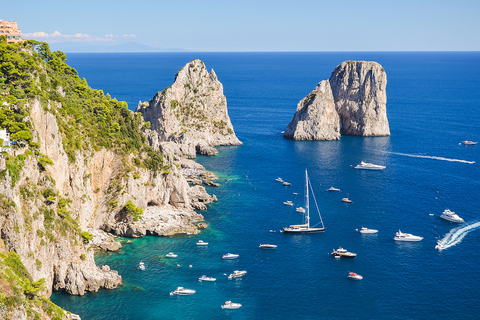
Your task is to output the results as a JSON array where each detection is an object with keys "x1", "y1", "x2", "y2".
[{"x1": 52, "y1": 52, "x2": 480, "y2": 319}]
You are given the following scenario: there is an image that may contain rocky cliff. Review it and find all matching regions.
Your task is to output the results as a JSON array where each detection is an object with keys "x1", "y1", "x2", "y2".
[
  {"x1": 136, "y1": 59, "x2": 242, "y2": 158},
  {"x1": 284, "y1": 61, "x2": 390, "y2": 140}
]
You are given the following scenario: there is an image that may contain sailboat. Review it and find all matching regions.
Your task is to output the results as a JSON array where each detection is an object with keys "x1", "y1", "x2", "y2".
[{"x1": 283, "y1": 169, "x2": 325, "y2": 234}]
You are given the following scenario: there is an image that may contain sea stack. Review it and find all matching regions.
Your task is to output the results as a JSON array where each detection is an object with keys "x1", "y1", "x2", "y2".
[
  {"x1": 284, "y1": 61, "x2": 390, "y2": 140},
  {"x1": 137, "y1": 59, "x2": 242, "y2": 158}
]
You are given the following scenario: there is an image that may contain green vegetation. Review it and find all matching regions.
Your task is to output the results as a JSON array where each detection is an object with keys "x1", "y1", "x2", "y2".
[
  {"x1": 123, "y1": 200, "x2": 143, "y2": 221},
  {"x1": 81, "y1": 231, "x2": 93, "y2": 243}
]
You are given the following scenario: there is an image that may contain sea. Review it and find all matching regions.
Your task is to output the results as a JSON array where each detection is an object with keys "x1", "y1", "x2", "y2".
[{"x1": 51, "y1": 52, "x2": 480, "y2": 319}]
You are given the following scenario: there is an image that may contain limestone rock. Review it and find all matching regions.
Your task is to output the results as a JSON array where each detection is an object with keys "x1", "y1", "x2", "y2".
[{"x1": 137, "y1": 59, "x2": 242, "y2": 158}]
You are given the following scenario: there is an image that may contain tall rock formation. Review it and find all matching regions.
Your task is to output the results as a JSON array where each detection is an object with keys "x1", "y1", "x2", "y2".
[
  {"x1": 136, "y1": 59, "x2": 242, "y2": 158},
  {"x1": 284, "y1": 61, "x2": 390, "y2": 140}
]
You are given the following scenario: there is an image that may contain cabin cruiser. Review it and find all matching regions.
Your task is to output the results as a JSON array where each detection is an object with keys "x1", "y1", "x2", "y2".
[
  {"x1": 165, "y1": 252, "x2": 178, "y2": 258},
  {"x1": 342, "y1": 198, "x2": 352, "y2": 203},
  {"x1": 393, "y1": 230, "x2": 423, "y2": 241},
  {"x1": 228, "y1": 270, "x2": 247, "y2": 279},
  {"x1": 347, "y1": 272, "x2": 363, "y2": 280},
  {"x1": 221, "y1": 301, "x2": 242, "y2": 309},
  {"x1": 138, "y1": 262, "x2": 145, "y2": 270},
  {"x1": 332, "y1": 247, "x2": 357, "y2": 258},
  {"x1": 222, "y1": 253, "x2": 239, "y2": 259},
  {"x1": 296, "y1": 207, "x2": 305, "y2": 213},
  {"x1": 170, "y1": 287, "x2": 195, "y2": 296},
  {"x1": 283, "y1": 182, "x2": 291, "y2": 186},
  {"x1": 259, "y1": 244, "x2": 277, "y2": 249},
  {"x1": 462, "y1": 140, "x2": 478, "y2": 145},
  {"x1": 283, "y1": 200, "x2": 294, "y2": 206},
  {"x1": 198, "y1": 275, "x2": 216, "y2": 282},
  {"x1": 354, "y1": 161, "x2": 386, "y2": 170},
  {"x1": 327, "y1": 186, "x2": 341, "y2": 192},
  {"x1": 440, "y1": 209, "x2": 464, "y2": 223},
  {"x1": 358, "y1": 227, "x2": 378, "y2": 234},
  {"x1": 196, "y1": 240, "x2": 208, "y2": 246},
  {"x1": 276, "y1": 177, "x2": 284, "y2": 182}
]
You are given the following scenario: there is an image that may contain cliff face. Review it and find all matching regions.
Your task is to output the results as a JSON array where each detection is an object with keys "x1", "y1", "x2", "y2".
[
  {"x1": 284, "y1": 61, "x2": 390, "y2": 140},
  {"x1": 136, "y1": 59, "x2": 242, "y2": 158}
]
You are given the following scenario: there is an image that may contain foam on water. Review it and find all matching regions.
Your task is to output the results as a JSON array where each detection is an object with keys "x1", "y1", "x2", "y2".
[
  {"x1": 436, "y1": 220, "x2": 480, "y2": 250},
  {"x1": 387, "y1": 151, "x2": 475, "y2": 164}
]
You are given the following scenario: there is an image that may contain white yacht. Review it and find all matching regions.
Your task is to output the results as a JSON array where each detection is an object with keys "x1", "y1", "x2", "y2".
[
  {"x1": 259, "y1": 244, "x2": 277, "y2": 249},
  {"x1": 276, "y1": 177, "x2": 284, "y2": 182},
  {"x1": 221, "y1": 301, "x2": 242, "y2": 309},
  {"x1": 170, "y1": 287, "x2": 195, "y2": 296},
  {"x1": 283, "y1": 200, "x2": 294, "y2": 206},
  {"x1": 332, "y1": 247, "x2": 357, "y2": 258},
  {"x1": 354, "y1": 161, "x2": 386, "y2": 170},
  {"x1": 228, "y1": 270, "x2": 247, "y2": 279},
  {"x1": 283, "y1": 181, "x2": 291, "y2": 186},
  {"x1": 342, "y1": 198, "x2": 352, "y2": 203},
  {"x1": 358, "y1": 227, "x2": 378, "y2": 234},
  {"x1": 198, "y1": 275, "x2": 216, "y2": 282},
  {"x1": 440, "y1": 209, "x2": 464, "y2": 223},
  {"x1": 165, "y1": 252, "x2": 178, "y2": 258},
  {"x1": 222, "y1": 253, "x2": 239, "y2": 260},
  {"x1": 327, "y1": 186, "x2": 341, "y2": 192},
  {"x1": 393, "y1": 230, "x2": 423, "y2": 241},
  {"x1": 138, "y1": 262, "x2": 145, "y2": 270},
  {"x1": 347, "y1": 272, "x2": 363, "y2": 280},
  {"x1": 196, "y1": 240, "x2": 208, "y2": 246},
  {"x1": 296, "y1": 207, "x2": 305, "y2": 213},
  {"x1": 462, "y1": 140, "x2": 478, "y2": 145}
]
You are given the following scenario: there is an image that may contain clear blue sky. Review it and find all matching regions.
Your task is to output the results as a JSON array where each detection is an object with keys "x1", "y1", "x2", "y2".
[{"x1": 4, "y1": 0, "x2": 480, "y2": 52}]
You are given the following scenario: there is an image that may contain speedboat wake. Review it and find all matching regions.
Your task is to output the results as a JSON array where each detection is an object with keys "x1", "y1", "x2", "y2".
[
  {"x1": 387, "y1": 152, "x2": 475, "y2": 164},
  {"x1": 436, "y1": 220, "x2": 480, "y2": 251}
]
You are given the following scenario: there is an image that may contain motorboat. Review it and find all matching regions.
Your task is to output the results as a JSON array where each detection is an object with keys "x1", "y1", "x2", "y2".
[
  {"x1": 347, "y1": 272, "x2": 363, "y2": 280},
  {"x1": 435, "y1": 243, "x2": 445, "y2": 251},
  {"x1": 222, "y1": 253, "x2": 239, "y2": 259},
  {"x1": 358, "y1": 227, "x2": 378, "y2": 234},
  {"x1": 342, "y1": 198, "x2": 352, "y2": 203},
  {"x1": 296, "y1": 207, "x2": 305, "y2": 213},
  {"x1": 138, "y1": 262, "x2": 145, "y2": 270},
  {"x1": 440, "y1": 209, "x2": 464, "y2": 223},
  {"x1": 462, "y1": 140, "x2": 478, "y2": 145},
  {"x1": 327, "y1": 186, "x2": 341, "y2": 192},
  {"x1": 393, "y1": 230, "x2": 423, "y2": 241},
  {"x1": 283, "y1": 169, "x2": 326, "y2": 234},
  {"x1": 228, "y1": 270, "x2": 247, "y2": 279},
  {"x1": 170, "y1": 287, "x2": 195, "y2": 296},
  {"x1": 165, "y1": 252, "x2": 178, "y2": 258},
  {"x1": 332, "y1": 247, "x2": 357, "y2": 258},
  {"x1": 198, "y1": 275, "x2": 216, "y2": 282},
  {"x1": 259, "y1": 244, "x2": 277, "y2": 249},
  {"x1": 196, "y1": 240, "x2": 209, "y2": 246},
  {"x1": 276, "y1": 177, "x2": 284, "y2": 182},
  {"x1": 283, "y1": 200, "x2": 294, "y2": 206},
  {"x1": 283, "y1": 182, "x2": 291, "y2": 186},
  {"x1": 221, "y1": 301, "x2": 242, "y2": 309},
  {"x1": 354, "y1": 161, "x2": 386, "y2": 170}
]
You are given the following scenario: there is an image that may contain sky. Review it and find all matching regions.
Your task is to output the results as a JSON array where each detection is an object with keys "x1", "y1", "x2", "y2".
[{"x1": 4, "y1": 0, "x2": 480, "y2": 52}]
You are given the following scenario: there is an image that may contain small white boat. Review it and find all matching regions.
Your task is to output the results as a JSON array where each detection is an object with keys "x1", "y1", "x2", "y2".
[
  {"x1": 222, "y1": 253, "x2": 239, "y2": 260},
  {"x1": 435, "y1": 243, "x2": 445, "y2": 251},
  {"x1": 166, "y1": 252, "x2": 178, "y2": 258},
  {"x1": 276, "y1": 177, "x2": 284, "y2": 182},
  {"x1": 196, "y1": 240, "x2": 208, "y2": 246},
  {"x1": 259, "y1": 244, "x2": 277, "y2": 249},
  {"x1": 327, "y1": 186, "x2": 341, "y2": 192},
  {"x1": 332, "y1": 247, "x2": 357, "y2": 258},
  {"x1": 198, "y1": 275, "x2": 216, "y2": 282},
  {"x1": 393, "y1": 230, "x2": 423, "y2": 242},
  {"x1": 462, "y1": 140, "x2": 478, "y2": 145},
  {"x1": 269, "y1": 230, "x2": 276, "y2": 233},
  {"x1": 342, "y1": 198, "x2": 352, "y2": 203},
  {"x1": 170, "y1": 287, "x2": 195, "y2": 296},
  {"x1": 440, "y1": 209, "x2": 464, "y2": 223},
  {"x1": 354, "y1": 161, "x2": 386, "y2": 170},
  {"x1": 283, "y1": 182, "x2": 291, "y2": 186},
  {"x1": 347, "y1": 272, "x2": 363, "y2": 280},
  {"x1": 138, "y1": 262, "x2": 145, "y2": 270},
  {"x1": 358, "y1": 227, "x2": 378, "y2": 234},
  {"x1": 296, "y1": 207, "x2": 305, "y2": 213},
  {"x1": 283, "y1": 200, "x2": 294, "y2": 206},
  {"x1": 221, "y1": 301, "x2": 242, "y2": 309},
  {"x1": 228, "y1": 270, "x2": 247, "y2": 279}
]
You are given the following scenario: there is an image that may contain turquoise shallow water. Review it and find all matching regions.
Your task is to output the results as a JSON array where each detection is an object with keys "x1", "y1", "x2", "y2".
[{"x1": 52, "y1": 52, "x2": 480, "y2": 319}]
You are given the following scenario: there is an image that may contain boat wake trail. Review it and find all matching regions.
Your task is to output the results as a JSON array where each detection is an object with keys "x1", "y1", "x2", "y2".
[
  {"x1": 388, "y1": 152, "x2": 475, "y2": 164},
  {"x1": 436, "y1": 220, "x2": 480, "y2": 250}
]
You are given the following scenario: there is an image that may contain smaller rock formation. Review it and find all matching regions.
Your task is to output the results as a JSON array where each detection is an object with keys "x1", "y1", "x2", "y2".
[{"x1": 285, "y1": 61, "x2": 390, "y2": 140}]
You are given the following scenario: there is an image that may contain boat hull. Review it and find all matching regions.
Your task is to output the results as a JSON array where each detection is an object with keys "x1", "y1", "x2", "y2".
[
  {"x1": 440, "y1": 215, "x2": 464, "y2": 223},
  {"x1": 394, "y1": 237, "x2": 423, "y2": 242},
  {"x1": 283, "y1": 227, "x2": 325, "y2": 234}
]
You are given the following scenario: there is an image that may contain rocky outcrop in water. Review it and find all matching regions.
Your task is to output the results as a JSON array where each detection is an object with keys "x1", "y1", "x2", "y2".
[
  {"x1": 136, "y1": 59, "x2": 242, "y2": 158},
  {"x1": 284, "y1": 61, "x2": 390, "y2": 140}
]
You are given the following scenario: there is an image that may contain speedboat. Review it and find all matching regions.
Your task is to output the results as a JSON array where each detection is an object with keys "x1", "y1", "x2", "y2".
[
  {"x1": 283, "y1": 200, "x2": 293, "y2": 206},
  {"x1": 440, "y1": 209, "x2": 464, "y2": 223},
  {"x1": 327, "y1": 186, "x2": 341, "y2": 192},
  {"x1": 259, "y1": 244, "x2": 277, "y2": 249},
  {"x1": 462, "y1": 140, "x2": 478, "y2": 145},
  {"x1": 342, "y1": 198, "x2": 352, "y2": 203},
  {"x1": 138, "y1": 262, "x2": 145, "y2": 270},
  {"x1": 358, "y1": 227, "x2": 378, "y2": 234},
  {"x1": 393, "y1": 230, "x2": 423, "y2": 241},
  {"x1": 296, "y1": 207, "x2": 305, "y2": 213},
  {"x1": 222, "y1": 253, "x2": 239, "y2": 259},
  {"x1": 198, "y1": 275, "x2": 216, "y2": 282},
  {"x1": 196, "y1": 240, "x2": 209, "y2": 246},
  {"x1": 228, "y1": 270, "x2": 247, "y2": 279},
  {"x1": 347, "y1": 272, "x2": 363, "y2": 280},
  {"x1": 221, "y1": 301, "x2": 242, "y2": 309},
  {"x1": 166, "y1": 252, "x2": 178, "y2": 258},
  {"x1": 276, "y1": 177, "x2": 284, "y2": 182},
  {"x1": 435, "y1": 243, "x2": 445, "y2": 251},
  {"x1": 283, "y1": 182, "x2": 291, "y2": 186},
  {"x1": 170, "y1": 287, "x2": 195, "y2": 296},
  {"x1": 354, "y1": 161, "x2": 386, "y2": 170},
  {"x1": 332, "y1": 247, "x2": 357, "y2": 258}
]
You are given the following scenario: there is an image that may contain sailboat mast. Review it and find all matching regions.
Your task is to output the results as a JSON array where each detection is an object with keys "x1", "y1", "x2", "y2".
[{"x1": 305, "y1": 169, "x2": 310, "y2": 228}]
